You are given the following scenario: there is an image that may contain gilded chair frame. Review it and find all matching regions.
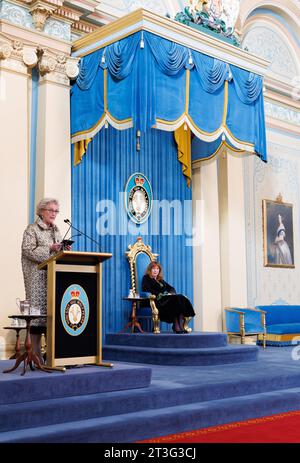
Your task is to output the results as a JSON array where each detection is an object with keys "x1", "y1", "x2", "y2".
[{"x1": 126, "y1": 237, "x2": 160, "y2": 333}]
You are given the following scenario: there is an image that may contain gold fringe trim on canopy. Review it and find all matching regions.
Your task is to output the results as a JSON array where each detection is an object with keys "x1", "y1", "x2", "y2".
[
  {"x1": 174, "y1": 124, "x2": 192, "y2": 187},
  {"x1": 74, "y1": 138, "x2": 92, "y2": 165}
]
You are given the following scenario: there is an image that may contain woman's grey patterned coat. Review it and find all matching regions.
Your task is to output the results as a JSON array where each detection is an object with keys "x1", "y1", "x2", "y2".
[{"x1": 21, "y1": 217, "x2": 62, "y2": 326}]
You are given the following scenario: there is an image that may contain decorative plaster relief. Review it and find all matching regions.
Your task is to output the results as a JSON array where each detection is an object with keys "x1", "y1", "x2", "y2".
[
  {"x1": 0, "y1": 40, "x2": 13, "y2": 59},
  {"x1": 0, "y1": 1, "x2": 71, "y2": 41},
  {"x1": 44, "y1": 18, "x2": 70, "y2": 41},
  {"x1": 265, "y1": 101, "x2": 300, "y2": 127},
  {"x1": 242, "y1": 25, "x2": 297, "y2": 78},
  {"x1": 1, "y1": 1, "x2": 34, "y2": 28},
  {"x1": 0, "y1": 35, "x2": 78, "y2": 82},
  {"x1": 30, "y1": 5, "x2": 53, "y2": 31},
  {"x1": 38, "y1": 51, "x2": 57, "y2": 74},
  {"x1": 22, "y1": 46, "x2": 38, "y2": 67}
]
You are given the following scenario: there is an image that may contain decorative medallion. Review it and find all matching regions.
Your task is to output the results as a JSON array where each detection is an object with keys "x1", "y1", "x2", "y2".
[
  {"x1": 60, "y1": 284, "x2": 89, "y2": 336},
  {"x1": 125, "y1": 173, "x2": 152, "y2": 224}
]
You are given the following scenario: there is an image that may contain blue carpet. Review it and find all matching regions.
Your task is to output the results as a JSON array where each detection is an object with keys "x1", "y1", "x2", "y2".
[
  {"x1": 0, "y1": 361, "x2": 152, "y2": 404},
  {"x1": 2, "y1": 346, "x2": 300, "y2": 442},
  {"x1": 106, "y1": 332, "x2": 228, "y2": 348},
  {"x1": 103, "y1": 332, "x2": 258, "y2": 365}
]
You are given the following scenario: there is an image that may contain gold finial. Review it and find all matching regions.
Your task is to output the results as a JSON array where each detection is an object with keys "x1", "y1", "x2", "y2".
[{"x1": 276, "y1": 193, "x2": 283, "y2": 203}]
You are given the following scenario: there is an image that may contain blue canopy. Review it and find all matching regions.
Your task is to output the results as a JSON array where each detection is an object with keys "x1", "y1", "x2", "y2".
[{"x1": 71, "y1": 30, "x2": 267, "y2": 166}]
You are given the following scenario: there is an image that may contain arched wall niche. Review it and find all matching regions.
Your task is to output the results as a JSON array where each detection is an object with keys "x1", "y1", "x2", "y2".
[
  {"x1": 237, "y1": 0, "x2": 300, "y2": 32},
  {"x1": 242, "y1": 15, "x2": 300, "y2": 79},
  {"x1": 237, "y1": 0, "x2": 300, "y2": 85}
]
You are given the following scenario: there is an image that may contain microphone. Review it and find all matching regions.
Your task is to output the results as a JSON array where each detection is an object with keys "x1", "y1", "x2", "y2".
[{"x1": 63, "y1": 219, "x2": 102, "y2": 251}]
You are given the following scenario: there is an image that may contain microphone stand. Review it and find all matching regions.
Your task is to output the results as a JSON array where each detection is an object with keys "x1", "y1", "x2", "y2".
[
  {"x1": 61, "y1": 223, "x2": 71, "y2": 243},
  {"x1": 64, "y1": 219, "x2": 102, "y2": 251}
]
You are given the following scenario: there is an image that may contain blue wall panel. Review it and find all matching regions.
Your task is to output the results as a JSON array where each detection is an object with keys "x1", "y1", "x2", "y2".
[{"x1": 71, "y1": 126, "x2": 193, "y2": 335}]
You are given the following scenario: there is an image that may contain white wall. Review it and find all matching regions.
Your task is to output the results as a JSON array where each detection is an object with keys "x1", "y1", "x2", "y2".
[
  {"x1": 0, "y1": 65, "x2": 29, "y2": 356},
  {"x1": 245, "y1": 129, "x2": 300, "y2": 306}
]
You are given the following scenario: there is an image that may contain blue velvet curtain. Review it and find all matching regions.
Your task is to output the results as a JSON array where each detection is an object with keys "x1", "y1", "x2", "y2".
[
  {"x1": 71, "y1": 126, "x2": 193, "y2": 335},
  {"x1": 71, "y1": 30, "x2": 267, "y2": 161}
]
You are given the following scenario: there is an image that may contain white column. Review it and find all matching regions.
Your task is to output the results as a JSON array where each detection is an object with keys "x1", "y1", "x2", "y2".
[
  {"x1": 193, "y1": 159, "x2": 223, "y2": 332},
  {"x1": 218, "y1": 151, "x2": 248, "y2": 313},
  {"x1": 35, "y1": 70, "x2": 72, "y2": 231},
  {"x1": 0, "y1": 50, "x2": 30, "y2": 356}
]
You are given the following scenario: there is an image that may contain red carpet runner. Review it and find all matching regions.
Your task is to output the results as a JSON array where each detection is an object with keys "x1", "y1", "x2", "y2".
[{"x1": 138, "y1": 410, "x2": 300, "y2": 443}]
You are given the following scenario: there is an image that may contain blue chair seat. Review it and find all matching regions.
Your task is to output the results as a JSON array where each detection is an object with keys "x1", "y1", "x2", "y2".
[
  {"x1": 244, "y1": 323, "x2": 264, "y2": 333},
  {"x1": 267, "y1": 323, "x2": 300, "y2": 334}
]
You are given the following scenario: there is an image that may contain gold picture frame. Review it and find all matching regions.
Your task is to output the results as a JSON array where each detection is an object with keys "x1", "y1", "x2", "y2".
[{"x1": 262, "y1": 196, "x2": 294, "y2": 268}]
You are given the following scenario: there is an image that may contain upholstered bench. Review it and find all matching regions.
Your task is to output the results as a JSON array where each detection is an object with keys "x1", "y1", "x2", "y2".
[{"x1": 256, "y1": 305, "x2": 300, "y2": 345}]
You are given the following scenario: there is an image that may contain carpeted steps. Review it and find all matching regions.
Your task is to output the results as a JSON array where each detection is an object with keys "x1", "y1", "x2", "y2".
[
  {"x1": 2, "y1": 344, "x2": 300, "y2": 443},
  {"x1": 3, "y1": 350, "x2": 300, "y2": 441},
  {"x1": 2, "y1": 385, "x2": 300, "y2": 443},
  {"x1": 3, "y1": 368, "x2": 300, "y2": 433},
  {"x1": 0, "y1": 361, "x2": 152, "y2": 405},
  {"x1": 103, "y1": 332, "x2": 259, "y2": 365}
]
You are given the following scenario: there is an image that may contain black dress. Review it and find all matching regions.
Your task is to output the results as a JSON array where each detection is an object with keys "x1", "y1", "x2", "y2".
[{"x1": 141, "y1": 274, "x2": 195, "y2": 323}]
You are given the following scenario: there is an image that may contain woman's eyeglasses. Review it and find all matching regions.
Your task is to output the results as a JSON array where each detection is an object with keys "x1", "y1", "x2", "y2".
[{"x1": 44, "y1": 209, "x2": 59, "y2": 214}]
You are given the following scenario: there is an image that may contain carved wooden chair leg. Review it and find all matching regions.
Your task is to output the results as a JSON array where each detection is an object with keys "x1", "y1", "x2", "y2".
[
  {"x1": 149, "y1": 297, "x2": 160, "y2": 334},
  {"x1": 240, "y1": 314, "x2": 246, "y2": 344},
  {"x1": 262, "y1": 332, "x2": 266, "y2": 349}
]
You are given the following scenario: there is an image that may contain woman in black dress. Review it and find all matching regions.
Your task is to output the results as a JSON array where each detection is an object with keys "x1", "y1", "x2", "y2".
[{"x1": 142, "y1": 261, "x2": 195, "y2": 333}]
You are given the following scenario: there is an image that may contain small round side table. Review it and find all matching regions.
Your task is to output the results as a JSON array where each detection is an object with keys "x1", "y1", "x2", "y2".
[
  {"x1": 3, "y1": 315, "x2": 52, "y2": 376},
  {"x1": 3, "y1": 326, "x2": 26, "y2": 359}
]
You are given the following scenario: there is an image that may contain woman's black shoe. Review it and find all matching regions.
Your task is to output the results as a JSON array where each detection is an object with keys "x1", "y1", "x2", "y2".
[{"x1": 172, "y1": 324, "x2": 184, "y2": 333}]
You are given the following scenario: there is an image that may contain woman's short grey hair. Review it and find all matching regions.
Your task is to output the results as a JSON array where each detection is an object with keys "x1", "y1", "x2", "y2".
[{"x1": 36, "y1": 198, "x2": 59, "y2": 217}]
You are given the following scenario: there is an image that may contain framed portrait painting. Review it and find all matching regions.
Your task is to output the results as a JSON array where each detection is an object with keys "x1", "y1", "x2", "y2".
[{"x1": 262, "y1": 198, "x2": 294, "y2": 268}]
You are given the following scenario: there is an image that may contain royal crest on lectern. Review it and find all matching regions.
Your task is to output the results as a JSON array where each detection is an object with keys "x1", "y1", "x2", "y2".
[
  {"x1": 60, "y1": 285, "x2": 89, "y2": 336},
  {"x1": 125, "y1": 173, "x2": 153, "y2": 224}
]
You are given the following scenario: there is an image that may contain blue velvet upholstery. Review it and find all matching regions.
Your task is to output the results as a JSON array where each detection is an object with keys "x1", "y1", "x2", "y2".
[
  {"x1": 224, "y1": 307, "x2": 266, "y2": 347},
  {"x1": 135, "y1": 251, "x2": 154, "y2": 331},
  {"x1": 257, "y1": 305, "x2": 300, "y2": 325},
  {"x1": 135, "y1": 252, "x2": 151, "y2": 298},
  {"x1": 256, "y1": 305, "x2": 300, "y2": 345}
]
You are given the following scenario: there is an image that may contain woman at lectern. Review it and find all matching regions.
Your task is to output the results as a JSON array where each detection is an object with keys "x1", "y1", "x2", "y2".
[
  {"x1": 142, "y1": 262, "x2": 195, "y2": 333},
  {"x1": 21, "y1": 198, "x2": 63, "y2": 361}
]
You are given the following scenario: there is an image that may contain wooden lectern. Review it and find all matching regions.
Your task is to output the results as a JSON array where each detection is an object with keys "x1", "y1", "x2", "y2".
[{"x1": 38, "y1": 251, "x2": 112, "y2": 369}]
